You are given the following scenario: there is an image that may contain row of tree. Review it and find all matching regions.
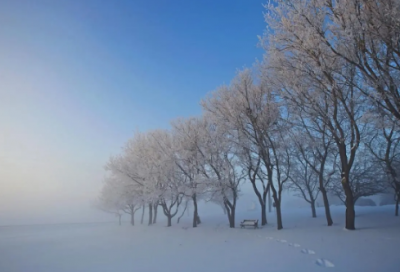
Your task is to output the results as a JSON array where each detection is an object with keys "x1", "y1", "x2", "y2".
[{"x1": 97, "y1": 0, "x2": 400, "y2": 230}]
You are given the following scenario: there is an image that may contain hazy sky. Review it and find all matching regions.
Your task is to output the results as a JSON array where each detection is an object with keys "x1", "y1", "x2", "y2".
[{"x1": 0, "y1": 0, "x2": 266, "y2": 225}]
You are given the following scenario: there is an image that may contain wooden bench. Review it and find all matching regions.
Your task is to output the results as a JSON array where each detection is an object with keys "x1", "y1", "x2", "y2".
[{"x1": 240, "y1": 219, "x2": 259, "y2": 229}]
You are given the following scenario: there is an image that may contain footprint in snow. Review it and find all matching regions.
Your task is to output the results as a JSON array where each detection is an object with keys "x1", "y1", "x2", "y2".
[
  {"x1": 301, "y1": 249, "x2": 316, "y2": 254},
  {"x1": 288, "y1": 243, "x2": 301, "y2": 247},
  {"x1": 316, "y1": 258, "x2": 335, "y2": 268}
]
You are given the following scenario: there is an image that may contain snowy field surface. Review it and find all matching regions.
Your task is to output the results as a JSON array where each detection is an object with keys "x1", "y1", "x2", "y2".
[{"x1": 0, "y1": 205, "x2": 399, "y2": 272}]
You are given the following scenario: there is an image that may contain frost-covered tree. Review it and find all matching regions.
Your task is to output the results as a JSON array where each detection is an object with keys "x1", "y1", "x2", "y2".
[
  {"x1": 263, "y1": 0, "x2": 375, "y2": 230},
  {"x1": 202, "y1": 69, "x2": 291, "y2": 229},
  {"x1": 196, "y1": 115, "x2": 245, "y2": 228},
  {"x1": 95, "y1": 177, "x2": 125, "y2": 225},
  {"x1": 286, "y1": 112, "x2": 336, "y2": 225},
  {"x1": 171, "y1": 118, "x2": 206, "y2": 227}
]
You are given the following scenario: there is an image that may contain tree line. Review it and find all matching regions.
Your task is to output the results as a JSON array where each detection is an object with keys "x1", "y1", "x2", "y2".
[{"x1": 96, "y1": 0, "x2": 400, "y2": 230}]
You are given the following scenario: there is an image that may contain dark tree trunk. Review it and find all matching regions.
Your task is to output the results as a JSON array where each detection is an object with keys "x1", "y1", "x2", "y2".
[
  {"x1": 229, "y1": 210, "x2": 235, "y2": 228},
  {"x1": 192, "y1": 194, "x2": 199, "y2": 228},
  {"x1": 224, "y1": 201, "x2": 236, "y2": 228},
  {"x1": 141, "y1": 205, "x2": 145, "y2": 224},
  {"x1": 261, "y1": 203, "x2": 267, "y2": 225},
  {"x1": 320, "y1": 187, "x2": 333, "y2": 226},
  {"x1": 167, "y1": 216, "x2": 172, "y2": 227},
  {"x1": 268, "y1": 186, "x2": 272, "y2": 213},
  {"x1": 345, "y1": 202, "x2": 356, "y2": 230},
  {"x1": 196, "y1": 215, "x2": 201, "y2": 224},
  {"x1": 342, "y1": 176, "x2": 356, "y2": 230},
  {"x1": 148, "y1": 203, "x2": 153, "y2": 226},
  {"x1": 311, "y1": 200, "x2": 316, "y2": 218},
  {"x1": 395, "y1": 193, "x2": 399, "y2": 216},
  {"x1": 153, "y1": 203, "x2": 158, "y2": 224},
  {"x1": 275, "y1": 200, "x2": 283, "y2": 230},
  {"x1": 269, "y1": 177, "x2": 283, "y2": 230}
]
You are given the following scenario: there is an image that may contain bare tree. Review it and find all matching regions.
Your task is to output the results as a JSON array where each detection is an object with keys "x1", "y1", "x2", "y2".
[
  {"x1": 329, "y1": 149, "x2": 386, "y2": 206},
  {"x1": 287, "y1": 145, "x2": 320, "y2": 218},
  {"x1": 366, "y1": 115, "x2": 400, "y2": 215}
]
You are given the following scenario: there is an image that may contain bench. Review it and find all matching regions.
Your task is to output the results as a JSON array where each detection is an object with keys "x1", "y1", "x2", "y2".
[{"x1": 240, "y1": 219, "x2": 259, "y2": 229}]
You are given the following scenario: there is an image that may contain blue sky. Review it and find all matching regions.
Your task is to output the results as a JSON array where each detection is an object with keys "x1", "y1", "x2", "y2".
[{"x1": 0, "y1": 0, "x2": 266, "y2": 224}]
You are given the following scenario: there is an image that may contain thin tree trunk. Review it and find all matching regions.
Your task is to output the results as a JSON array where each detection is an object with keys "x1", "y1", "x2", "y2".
[
  {"x1": 311, "y1": 200, "x2": 316, "y2": 218},
  {"x1": 148, "y1": 203, "x2": 153, "y2": 226},
  {"x1": 192, "y1": 194, "x2": 199, "y2": 228},
  {"x1": 320, "y1": 187, "x2": 333, "y2": 226},
  {"x1": 275, "y1": 200, "x2": 283, "y2": 230},
  {"x1": 249, "y1": 177, "x2": 269, "y2": 226},
  {"x1": 167, "y1": 216, "x2": 172, "y2": 227},
  {"x1": 268, "y1": 187, "x2": 272, "y2": 213},
  {"x1": 395, "y1": 193, "x2": 399, "y2": 216},
  {"x1": 269, "y1": 178, "x2": 283, "y2": 230},
  {"x1": 342, "y1": 176, "x2": 356, "y2": 230},
  {"x1": 177, "y1": 201, "x2": 189, "y2": 224},
  {"x1": 153, "y1": 203, "x2": 158, "y2": 224},
  {"x1": 141, "y1": 205, "x2": 145, "y2": 224},
  {"x1": 129, "y1": 205, "x2": 135, "y2": 226},
  {"x1": 130, "y1": 206, "x2": 135, "y2": 226}
]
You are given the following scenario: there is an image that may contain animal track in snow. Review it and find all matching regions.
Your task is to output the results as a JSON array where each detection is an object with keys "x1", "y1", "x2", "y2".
[
  {"x1": 316, "y1": 258, "x2": 335, "y2": 268},
  {"x1": 288, "y1": 243, "x2": 301, "y2": 247},
  {"x1": 301, "y1": 249, "x2": 316, "y2": 255}
]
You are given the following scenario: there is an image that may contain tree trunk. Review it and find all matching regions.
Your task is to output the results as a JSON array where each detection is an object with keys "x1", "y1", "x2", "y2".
[
  {"x1": 141, "y1": 205, "x2": 145, "y2": 224},
  {"x1": 250, "y1": 180, "x2": 269, "y2": 226},
  {"x1": 342, "y1": 177, "x2": 356, "y2": 230},
  {"x1": 130, "y1": 206, "x2": 135, "y2": 226},
  {"x1": 275, "y1": 200, "x2": 283, "y2": 230},
  {"x1": 192, "y1": 194, "x2": 199, "y2": 228},
  {"x1": 177, "y1": 201, "x2": 188, "y2": 224},
  {"x1": 229, "y1": 212, "x2": 235, "y2": 228},
  {"x1": 268, "y1": 186, "x2": 272, "y2": 213},
  {"x1": 153, "y1": 203, "x2": 158, "y2": 224},
  {"x1": 261, "y1": 203, "x2": 267, "y2": 225},
  {"x1": 148, "y1": 203, "x2": 153, "y2": 226},
  {"x1": 196, "y1": 215, "x2": 201, "y2": 224},
  {"x1": 224, "y1": 202, "x2": 235, "y2": 228},
  {"x1": 311, "y1": 200, "x2": 316, "y2": 218},
  {"x1": 395, "y1": 193, "x2": 399, "y2": 216},
  {"x1": 320, "y1": 187, "x2": 333, "y2": 226},
  {"x1": 167, "y1": 216, "x2": 172, "y2": 227},
  {"x1": 269, "y1": 181, "x2": 283, "y2": 230}
]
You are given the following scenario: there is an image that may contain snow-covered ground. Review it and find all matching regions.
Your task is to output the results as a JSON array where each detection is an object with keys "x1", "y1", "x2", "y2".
[{"x1": 0, "y1": 205, "x2": 399, "y2": 272}]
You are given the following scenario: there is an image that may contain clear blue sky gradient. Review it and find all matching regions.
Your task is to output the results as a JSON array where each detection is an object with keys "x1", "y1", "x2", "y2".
[{"x1": 0, "y1": 0, "x2": 267, "y2": 224}]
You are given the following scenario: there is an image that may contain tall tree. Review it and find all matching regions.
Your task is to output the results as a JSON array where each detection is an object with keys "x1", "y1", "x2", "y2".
[
  {"x1": 264, "y1": 0, "x2": 371, "y2": 230},
  {"x1": 202, "y1": 69, "x2": 291, "y2": 229}
]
